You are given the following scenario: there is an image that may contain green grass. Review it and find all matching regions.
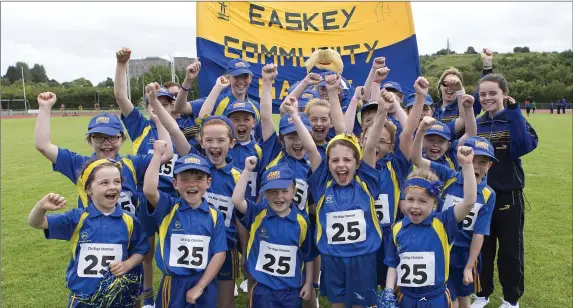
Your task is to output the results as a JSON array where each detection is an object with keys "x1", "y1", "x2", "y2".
[{"x1": 1, "y1": 114, "x2": 572, "y2": 307}]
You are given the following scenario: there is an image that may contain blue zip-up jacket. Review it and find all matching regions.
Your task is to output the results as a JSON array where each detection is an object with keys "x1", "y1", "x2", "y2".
[{"x1": 476, "y1": 103, "x2": 538, "y2": 192}]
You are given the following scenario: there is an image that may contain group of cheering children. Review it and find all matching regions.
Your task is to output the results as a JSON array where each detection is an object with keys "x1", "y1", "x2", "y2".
[{"x1": 28, "y1": 47, "x2": 538, "y2": 308}]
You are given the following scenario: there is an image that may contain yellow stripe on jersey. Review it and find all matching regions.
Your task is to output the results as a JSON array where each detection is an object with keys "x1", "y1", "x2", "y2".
[
  {"x1": 266, "y1": 152, "x2": 284, "y2": 170},
  {"x1": 431, "y1": 217, "x2": 453, "y2": 281},
  {"x1": 209, "y1": 208, "x2": 218, "y2": 226},
  {"x1": 255, "y1": 144, "x2": 262, "y2": 160},
  {"x1": 314, "y1": 180, "x2": 333, "y2": 244},
  {"x1": 296, "y1": 214, "x2": 308, "y2": 247},
  {"x1": 71, "y1": 212, "x2": 89, "y2": 260},
  {"x1": 445, "y1": 156, "x2": 455, "y2": 171},
  {"x1": 121, "y1": 157, "x2": 137, "y2": 186},
  {"x1": 355, "y1": 175, "x2": 382, "y2": 239},
  {"x1": 231, "y1": 168, "x2": 241, "y2": 184},
  {"x1": 247, "y1": 209, "x2": 267, "y2": 257},
  {"x1": 392, "y1": 220, "x2": 403, "y2": 247},
  {"x1": 132, "y1": 125, "x2": 152, "y2": 155},
  {"x1": 387, "y1": 161, "x2": 401, "y2": 222},
  {"x1": 121, "y1": 213, "x2": 134, "y2": 249},
  {"x1": 159, "y1": 203, "x2": 181, "y2": 264},
  {"x1": 482, "y1": 187, "x2": 492, "y2": 203},
  {"x1": 440, "y1": 177, "x2": 458, "y2": 199}
]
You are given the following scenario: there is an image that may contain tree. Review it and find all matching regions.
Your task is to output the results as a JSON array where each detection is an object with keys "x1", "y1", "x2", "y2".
[
  {"x1": 1, "y1": 77, "x2": 11, "y2": 86},
  {"x1": 70, "y1": 77, "x2": 93, "y2": 87},
  {"x1": 47, "y1": 79, "x2": 60, "y2": 87},
  {"x1": 30, "y1": 64, "x2": 48, "y2": 83},
  {"x1": 513, "y1": 46, "x2": 531, "y2": 53},
  {"x1": 4, "y1": 66, "x2": 19, "y2": 84},
  {"x1": 97, "y1": 77, "x2": 114, "y2": 88},
  {"x1": 465, "y1": 46, "x2": 478, "y2": 54},
  {"x1": 15, "y1": 62, "x2": 32, "y2": 83},
  {"x1": 435, "y1": 49, "x2": 449, "y2": 56}
]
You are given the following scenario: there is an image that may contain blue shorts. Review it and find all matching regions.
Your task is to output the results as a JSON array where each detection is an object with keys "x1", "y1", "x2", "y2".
[
  {"x1": 396, "y1": 288, "x2": 454, "y2": 308},
  {"x1": 249, "y1": 282, "x2": 302, "y2": 308},
  {"x1": 376, "y1": 227, "x2": 392, "y2": 287},
  {"x1": 156, "y1": 274, "x2": 217, "y2": 308},
  {"x1": 447, "y1": 246, "x2": 482, "y2": 300},
  {"x1": 320, "y1": 253, "x2": 377, "y2": 306},
  {"x1": 217, "y1": 247, "x2": 239, "y2": 281}
]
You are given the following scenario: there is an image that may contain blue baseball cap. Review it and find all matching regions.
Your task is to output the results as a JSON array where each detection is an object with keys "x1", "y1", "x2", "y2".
[
  {"x1": 87, "y1": 113, "x2": 124, "y2": 136},
  {"x1": 405, "y1": 93, "x2": 434, "y2": 108},
  {"x1": 145, "y1": 86, "x2": 175, "y2": 103},
  {"x1": 174, "y1": 153, "x2": 211, "y2": 176},
  {"x1": 260, "y1": 163, "x2": 295, "y2": 194},
  {"x1": 224, "y1": 100, "x2": 257, "y2": 118},
  {"x1": 318, "y1": 71, "x2": 350, "y2": 90},
  {"x1": 227, "y1": 59, "x2": 253, "y2": 77},
  {"x1": 464, "y1": 136, "x2": 498, "y2": 162},
  {"x1": 424, "y1": 121, "x2": 451, "y2": 140},
  {"x1": 360, "y1": 101, "x2": 378, "y2": 113},
  {"x1": 381, "y1": 81, "x2": 403, "y2": 94},
  {"x1": 298, "y1": 90, "x2": 320, "y2": 110},
  {"x1": 279, "y1": 113, "x2": 312, "y2": 135}
]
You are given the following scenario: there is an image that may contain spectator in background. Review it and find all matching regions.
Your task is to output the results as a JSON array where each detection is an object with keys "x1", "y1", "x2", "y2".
[
  {"x1": 531, "y1": 100, "x2": 536, "y2": 114},
  {"x1": 550, "y1": 101, "x2": 554, "y2": 114},
  {"x1": 561, "y1": 98, "x2": 567, "y2": 114},
  {"x1": 524, "y1": 100, "x2": 531, "y2": 117},
  {"x1": 60, "y1": 103, "x2": 65, "y2": 117}
]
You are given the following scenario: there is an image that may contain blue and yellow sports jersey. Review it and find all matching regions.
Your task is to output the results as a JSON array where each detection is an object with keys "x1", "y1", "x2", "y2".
[
  {"x1": 385, "y1": 207, "x2": 459, "y2": 298},
  {"x1": 204, "y1": 159, "x2": 247, "y2": 248},
  {"x1": 309, "y1": 160, "x2": 382, "y2": 257},
  {"x1": 229, "y1": 140, "x2": 262, "y2": 202},
  {"x1": 431, "y1": 162, "x2": 496, "y2": 248},
  {"x1": 242, "y1": 201, "x2": 317, "y2": 290},
  {"x1": 261, "y1": 133, "x2": 311, "y2": 212},
  {"x1": 45, "y1": 202, "x2": 149, "y2": 296},
  {"x1": 191, "y1": 91, "x2": 263, "y2": 142},
  {"x1": 150, "y1": 192, "x2": 227, "y2": 276},
  {"x1": 53, "y1": 149, "x2": 149, "y2": 215},
  {"x1": 375, "y1": 149, "x2": 410, "y2": 228},
  {"x1": 121, "y1": 108, "x2": 184, "y2": 195},
  {"x1": 316, "y1": 142, "x2": 328, "y2": 161}
]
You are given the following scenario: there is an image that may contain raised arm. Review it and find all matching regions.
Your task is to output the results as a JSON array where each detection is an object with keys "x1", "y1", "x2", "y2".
[
  {"x1": 457, "y1": 94, "x2": 477, "y2": 146},
  {"x1": 399, "y1": 77, "x2": 430, "y2": 159},
  {"x1": 143, "y1": 141, "x2": 167, "y2": 207},
  {"x1": 28, "y1": 193, "x2": 67, "y2": 230},
  {"x1": 284, "y1": 96, "x2": 322, "y2": 172},
  {"x1": 34, "y1": 92, "x2": 59, "y2": 163},
  {"x1": 363, "y1": 89, "x2": 392, "y2": 168},
  {"x1": 344, "y1": 86, "x2": 364, "y2": 133},
  {"x1": 147, "y1": 83, "x2": 191, "y2": 156},
  {"x1": 197, "y1": 76, "x2": 230, "y2": 120},
  {"x1": 152, "y1": 115, "x2": 174, "y2": 164},
  {"x1": 392, "y1": 93, "x2": 408, "y2": 129},
  {"x1": 113, "y1": 48, "x2": 135, "y2": 117},
  {"x1": 362, "y1": 57, "x2": 386, "y2": 100},
  {"x1": 324, "y1": 74, "x2": 346, "y2": 134},
  {"x1": 231, "y1": 156, "x2": 257, "y2": 214},
  {"x1": 453, "y1": 146, "x2": 477, "y2": 222},
  {"x1": 290, "y1": 73, "x2": 322, "y2": 99},
  {"x1": 410, "y1": 116, "x2": 435, "y2": 170},
  {"x1": 175, "y1": 62, "x2": 201, "y2": 115},
  {"x1": 260, "y1": 64, "x2": 279, "y2": 141},
  {"x1": 505, "y1": 96, "x2": 539, "y2": 159}
]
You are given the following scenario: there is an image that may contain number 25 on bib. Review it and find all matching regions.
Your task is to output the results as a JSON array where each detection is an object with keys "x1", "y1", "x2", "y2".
[
  {"x1": 326, "y1": 209, "x2": 367, "y2": 244},
  {"x1": 169, "y1": 234, "x2": 210, "y2": 270},
  {"x1": 77, "y1": 243, "x2": 123, "y2": 278},
  {"x1": 397, "y1": 252, "x2": 435, "y2": 287},
  {"x1": 255, "y1": 241, "x2": 297, "y2": 277}
]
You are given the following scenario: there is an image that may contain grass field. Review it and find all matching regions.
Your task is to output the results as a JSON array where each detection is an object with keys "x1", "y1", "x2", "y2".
[{"x1": 1, "y1": 113, "x2": 572, "y2": 307}]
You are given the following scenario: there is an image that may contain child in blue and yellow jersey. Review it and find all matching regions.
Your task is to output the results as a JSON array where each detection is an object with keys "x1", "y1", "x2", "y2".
[
  {"x1": 144, "y1": 147, "x2": 227, "y2": 308},
  {"x1": 380, "y1": 142, "x2": 478, "y2": 308},
  {"x1": 28, "y1": 160, "x2": 149, "y2": 307},
  {"x1": 231, "y1": 159, "x2": 318, "y2": 308}
]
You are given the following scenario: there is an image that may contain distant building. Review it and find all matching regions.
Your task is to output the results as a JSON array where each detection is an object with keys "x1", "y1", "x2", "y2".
[{"x1": 128, "y1": 56, "x2": 195, "y2": 78}]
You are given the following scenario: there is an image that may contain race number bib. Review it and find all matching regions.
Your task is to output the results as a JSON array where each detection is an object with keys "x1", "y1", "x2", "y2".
[
  {"x1": 248, "y1": 171, "x2": 258, "y2": 197},
  {"x1": 397, "y1": 252, "x2": 435, "y2": 287},
  {"x1": 443, "y1": 194, "x2": 484, "y2": 231},
  {"x1": 293, "y1": 179, "x2": 309, "y2": 211},
  {"x1": 118, "y1": 191, "x2": 136, "y2": 214},
  {"x1": 148, "y1": 150, "x2": 177, "y2": 178},
  {"x1": 205, "y1": 193, "x2": 234, "y2": 227},
  {"x1": 255, "y1": 241, "x2": 297, "y2": 277},
  {"x1": 77, "y1": 243, "x2": 123, "y2": 278},
  {"x1": 326, "y1": 209, "x2": 367, "y2": 244},
  {"x1": 375, "y1": 194, "x2": 391, "y2": 225},
  {"x1": 169, "y1": 234, "x2": 210, "y2": 270}
]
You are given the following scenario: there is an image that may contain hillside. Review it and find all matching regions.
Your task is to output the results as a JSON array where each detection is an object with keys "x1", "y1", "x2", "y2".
[{"x1": 420, "y1": 51, "x2": 572, "y2": 104}]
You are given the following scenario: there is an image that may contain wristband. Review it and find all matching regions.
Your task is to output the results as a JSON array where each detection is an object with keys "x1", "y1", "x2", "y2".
[{"x1": 180, "y1": 84, "x2": 190, "y2": 92}]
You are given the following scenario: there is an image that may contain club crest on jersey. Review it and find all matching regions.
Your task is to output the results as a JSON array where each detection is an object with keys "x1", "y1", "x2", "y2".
[
  {"x1": 81, "y1": 231, "x2": 88, "y2": 240},
  {"x1": 95, "y1": 117, "x2": 110, "y2": 124},
  {"x1": 301, "y1": 93, "x2": 314, "y2": 100},
  {"x1": 175, "y1": 221, "x2": 181, "y2": 229},
  {"x1": 325, "y1": 195, "x2": 333, "y2": 203},
  {"x1": 260, "y1": 227, "x2": 268, "y2": 238},
  {"x1": 185, "y1": 157, "x2": 201, "y2": 165},
  {"x1": 287, "y1": 117, "x2": 294, "y2": 124},
  {"x1": 148, "y1": 137, "x2": 155, "y2": 143},
  {"x1": 266, "y1": 171, "x2": 281, "y2": 181}
]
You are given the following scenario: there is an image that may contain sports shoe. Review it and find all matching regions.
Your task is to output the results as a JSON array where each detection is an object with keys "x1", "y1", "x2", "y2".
[
  {"x1": 470, "y1": 295, "x2": 490, "y2": 308},
  {"x1": 499, "y1": 298, "x2": 519, "y2": 308},
  {"x1": 240, "y1": 279, "x2": 248, "y2": 293},
  {"x1": 234, "y1": 284, "x2": 239, "y2": 297},
  {"x1": 143, "y1": 305, "x2": 155, "y2": 308}
]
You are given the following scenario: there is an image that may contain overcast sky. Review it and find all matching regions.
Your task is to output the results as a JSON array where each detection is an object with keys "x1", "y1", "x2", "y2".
[{"x1": 1, "y1": 2, "x2": 571, "y2": 84}]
